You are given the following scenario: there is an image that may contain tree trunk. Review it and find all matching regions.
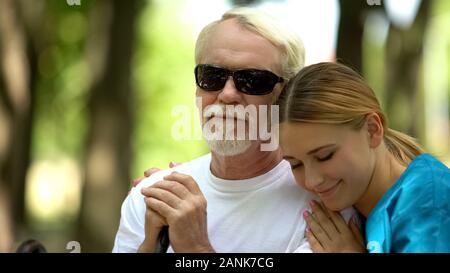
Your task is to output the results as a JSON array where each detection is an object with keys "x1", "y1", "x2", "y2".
[
  {"x1": 384, "y1": 0, "x2": 431, "y2": 136},
  {"x1": 337, "y1": 0, "x2": 377, "y2": 72},
  {"x1": 0, "y1": 0, "x2": 38, "y2": 251},
  {"x1": 76, "y1": 0, "x2": 141, "y2": 252}
]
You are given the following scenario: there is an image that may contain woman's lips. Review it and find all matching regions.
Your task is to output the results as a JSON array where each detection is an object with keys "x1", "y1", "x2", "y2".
[{"x1": 316, "y1": 180, "x2": 342, "y2": 199}]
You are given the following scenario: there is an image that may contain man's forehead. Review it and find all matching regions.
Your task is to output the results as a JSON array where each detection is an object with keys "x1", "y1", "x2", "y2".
[{"x1": 199, "y1": 22, "x2": 282, "y2": 73}]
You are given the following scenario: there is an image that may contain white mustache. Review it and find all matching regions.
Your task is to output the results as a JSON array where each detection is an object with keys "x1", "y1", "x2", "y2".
[{"x1": 203, "y1": 104, "x2": 249, "y2": 121}]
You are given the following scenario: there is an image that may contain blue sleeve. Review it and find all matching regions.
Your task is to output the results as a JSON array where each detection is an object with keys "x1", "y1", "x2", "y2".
[{"x1": 392, "y1": 208, "x2": 450, "y2": 253}]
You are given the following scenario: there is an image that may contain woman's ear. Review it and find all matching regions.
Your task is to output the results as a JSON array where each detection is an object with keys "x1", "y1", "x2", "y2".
[{"x1": 365, "y1": 113, "x2": 384, "y2": 148}]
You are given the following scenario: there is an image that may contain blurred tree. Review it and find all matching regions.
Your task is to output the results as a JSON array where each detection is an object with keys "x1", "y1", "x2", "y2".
[
  {"x1": 0, "y1": 0, "x2": 41, "y2": 251},
  {"x1": 338, "y1": 0, "x2": 430, "y2": 140},
  {"x1": 384, "y1": 0, "x2": 431, "y2": 137},
  {"x1": 76, "y1": 0, "x2": 144, "y2": 252},
  {"x1": 337, "y1": 0, "x2": 383, "y2": 72}
]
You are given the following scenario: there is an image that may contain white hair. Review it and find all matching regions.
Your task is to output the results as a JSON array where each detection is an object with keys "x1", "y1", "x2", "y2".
[{"x1": 195, "y1": 7, "x2": 305, "y2": 80}]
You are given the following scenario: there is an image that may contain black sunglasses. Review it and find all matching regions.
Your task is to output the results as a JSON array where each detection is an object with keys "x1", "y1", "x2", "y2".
[{"x1": 194, "y1": 64, "x2": 284, "y2": 96}]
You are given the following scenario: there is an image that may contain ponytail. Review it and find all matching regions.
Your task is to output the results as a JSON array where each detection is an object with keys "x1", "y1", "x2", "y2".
[{"x1": 384, "y1": 128, "x2": 425, "y2": 166}]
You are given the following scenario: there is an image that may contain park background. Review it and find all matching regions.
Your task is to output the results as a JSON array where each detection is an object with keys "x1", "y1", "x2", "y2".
[{"x1": 0, "y1": 0, "x2": 449, "y2": 252}]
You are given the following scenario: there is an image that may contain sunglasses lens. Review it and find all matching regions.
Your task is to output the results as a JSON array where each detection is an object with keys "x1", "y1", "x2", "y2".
[
  {"x1": 195, "y1": 64, "x2": 282, "y2": 95},
  {"x1": 234, "y1": 70, "x2": 279, "y2": 95},
  {"x1": 195, "y1": 65, "x2": 228, "y2": 91}
]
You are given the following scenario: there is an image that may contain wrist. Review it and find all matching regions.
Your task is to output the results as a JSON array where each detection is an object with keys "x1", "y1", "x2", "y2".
[
  {"x1": 193, "y1": 242, "x2": 215, "y2": 253},
  {"x1": 138, "y1": 237, "x2": 158, "y2": 253}
]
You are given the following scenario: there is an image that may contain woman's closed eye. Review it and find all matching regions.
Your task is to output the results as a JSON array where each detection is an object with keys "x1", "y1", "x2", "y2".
[
  {"x1": 289, "y1": 161, "x2": 303, "y2": 169},
  {"x1": 317, "y1": 152, "x2": 334, "y2": 162}
]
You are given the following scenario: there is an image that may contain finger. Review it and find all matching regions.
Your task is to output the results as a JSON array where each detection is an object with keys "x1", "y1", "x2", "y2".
[
  {"x1": 305, "y1": 229, "x2": 324, "y2": 253},
  {"x1": 145, "y1": 208, "x2": 167, "y2": 227},
  {"x1": 169, "y1": 162, "x2": 180, "y2": 168},
  {"x1": 144, "y1": 168, "x2": 161, "y2": 177},
  {"x1": 315, "y1": 200, "x2": 331, "y2": 218},
  {"x1": 323, "y1": 205, "x2": 348, "y2": 234},
  {"x1": 349, "y1": 217, "x2": 365, "y2": 247},
  {"x1": 142, "y1": 187, "x2": 182, "y2": 209},
  {"x1": 132, "y1": 177, "x2": 144, "y2": 187},
  {"x1": 152, "y1": 180, "x2": 190, "y2": 199},
  {"x1": 163, "y1": 172, "x2": 201, "y2": 194},
  {"x1": 310, "y1": 201, "x2": 339, "y2": 238},
  {"x1": 144, "y1": 197, "x2": 176, "y2": 219},
  {"x1": 303, "y1": 210, "x2": 332, "y2": 245}
]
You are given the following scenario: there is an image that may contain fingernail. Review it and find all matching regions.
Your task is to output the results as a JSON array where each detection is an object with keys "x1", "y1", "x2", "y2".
[
  {"x1": 306, "y1": 227, "x2": 311, "y2": 233},
  {"x1": 309, "y1": 200, "x2": 316, "y2": 207},
  {"x1": 303, "y1": 211, "x2": 310, "y2": 219}
]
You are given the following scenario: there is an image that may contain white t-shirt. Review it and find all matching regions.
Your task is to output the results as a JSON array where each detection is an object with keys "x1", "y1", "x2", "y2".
[{"x1": 112, "y1": 153, "x2": 356, "y2": 253}]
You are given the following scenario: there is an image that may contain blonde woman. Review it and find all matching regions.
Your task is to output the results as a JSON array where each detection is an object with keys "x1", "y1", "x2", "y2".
[{"x1": 278, "y1": 62, "x2": 450, "y2": 253}]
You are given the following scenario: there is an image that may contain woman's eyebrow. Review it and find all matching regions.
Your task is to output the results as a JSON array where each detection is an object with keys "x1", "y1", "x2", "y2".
[{"x1": 307, "y1": 144, "x2": 336, "y2": 155}]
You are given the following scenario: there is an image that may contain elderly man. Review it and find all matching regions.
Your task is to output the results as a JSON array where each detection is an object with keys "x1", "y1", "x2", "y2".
[{"x1": 113, "y1": 7, "x2": 353, "y2": 253}]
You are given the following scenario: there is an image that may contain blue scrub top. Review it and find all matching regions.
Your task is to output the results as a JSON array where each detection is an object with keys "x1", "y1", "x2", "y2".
[{"x1": 366, "y1": 153, "x2": 450, "y2": 253}]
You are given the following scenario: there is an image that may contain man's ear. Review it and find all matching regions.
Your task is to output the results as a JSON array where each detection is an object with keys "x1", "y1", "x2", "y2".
[{"x1": 365, "y1": 113, "x2": 384, "y2": 148}]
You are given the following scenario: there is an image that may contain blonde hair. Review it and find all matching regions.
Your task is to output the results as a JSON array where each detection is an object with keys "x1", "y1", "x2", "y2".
[
  {"x1": 195, "y1": 7, "x2": 305, "y2": 80},
  {"x1": 278, "y1": 62, "x2": 424, "y2": 165}
]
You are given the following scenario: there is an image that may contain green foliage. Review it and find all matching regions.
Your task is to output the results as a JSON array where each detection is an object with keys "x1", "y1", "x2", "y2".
[
  {"x1": 32, "y1": 0, "x2": 209, "y2": 179},
  {"x1": 32, "y1": 2, "x2": 90, "y2": 161},
  {"x1": 132, "y1": 1, "x2": 208, "y2": 176}
]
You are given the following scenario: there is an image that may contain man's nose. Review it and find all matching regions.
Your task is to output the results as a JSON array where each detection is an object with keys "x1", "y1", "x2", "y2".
[{"x1": 217, "y1": 76, "x2": 242, "y2": 104}]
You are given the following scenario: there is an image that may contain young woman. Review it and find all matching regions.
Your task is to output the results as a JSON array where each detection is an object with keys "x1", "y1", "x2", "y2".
[{"x1": 278, "y1": 62, "x2": 450, "y2": 253}]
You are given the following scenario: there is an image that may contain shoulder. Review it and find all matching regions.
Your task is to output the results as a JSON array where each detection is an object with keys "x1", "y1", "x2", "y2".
[
  {"x1": 129, "y1": 153, "x2": 211, "y2": 198},
  {"x1": 405, "y1": 154, "x2": 449, "y2": 180},
  {"x1": 400, "y1": 154, "x2": 449, "y2": 196},
  {"x1": 390, "y1": 154, "x2": 449, "y2": 215},
  {"x1": 369, "y1": 155, "x2": 449, "y2": 219},
  {"x1": 120, "y1": 153, "x2": 211, "y2": 223}
]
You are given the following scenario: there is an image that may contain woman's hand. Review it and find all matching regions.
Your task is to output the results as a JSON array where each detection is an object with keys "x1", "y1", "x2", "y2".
[{"x1": 303, "y1": 200, "x2": 366, "y2": 253}]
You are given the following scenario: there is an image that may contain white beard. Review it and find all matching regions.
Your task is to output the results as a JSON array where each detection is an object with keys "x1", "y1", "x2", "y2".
[
  {"x1": 203, "y1": 104, "x2": 253, "y2": 156},
  {"x1": 203, "y1": 127, "x2": 252, "y2": 156}
]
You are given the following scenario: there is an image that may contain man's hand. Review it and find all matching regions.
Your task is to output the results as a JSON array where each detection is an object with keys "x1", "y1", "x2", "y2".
[
  {"x1": 135, "y1": 162, "x2": 180, "y2": 252},
  {"x1": 141, "y1": 172, "x2": 214, "y2": 253},
  {"x1": 138, "y1": 206, "x2": 167, "y2": 253},
  {"x1": 303, "y1": 200, "x2": 366, "y2": 253}
]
